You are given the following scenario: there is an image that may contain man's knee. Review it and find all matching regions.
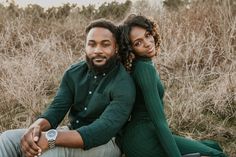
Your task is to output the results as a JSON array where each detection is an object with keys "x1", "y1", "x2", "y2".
[{"x1": 1, "y1": 129, "x2": 25, "y2": 144}]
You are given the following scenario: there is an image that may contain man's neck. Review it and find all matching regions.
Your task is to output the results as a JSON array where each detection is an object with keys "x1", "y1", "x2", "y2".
[{"x1": 86, "y1": 55, "x2": 119, "y2": 75}]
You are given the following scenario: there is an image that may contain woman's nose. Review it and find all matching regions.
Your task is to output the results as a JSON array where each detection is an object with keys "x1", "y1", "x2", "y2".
[{"x1": 144, "y1": 39, "x2": 152, "y2": 48}]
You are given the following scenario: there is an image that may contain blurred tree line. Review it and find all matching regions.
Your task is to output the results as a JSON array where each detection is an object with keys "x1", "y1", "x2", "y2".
[
  {"x1": 0, "y1": 0, "x2": 132, "y2": 23},
  {"x1": 0, "y1": 0, "x2": 235, "y2": 23},
  {"x1": 163, "y1": 0, "x2": 236, "y2": 13}
]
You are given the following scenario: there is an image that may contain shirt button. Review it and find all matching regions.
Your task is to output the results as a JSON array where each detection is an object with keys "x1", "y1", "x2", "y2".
[
  {"x1": 76, "y1": 120, "x2": 79, "y2": 123},
  {"x1": 84, "y1": 107, "x2": 87, "y2": 111},
  {"x1": 94, "y1": 76, "x2": 97, "y2": 79},
  {"x1": 89, "y1": 91, "x2": 92, "y2": 94},
  {"x1": 103, "y1": 73, "x2": 106, "y2": 76}
]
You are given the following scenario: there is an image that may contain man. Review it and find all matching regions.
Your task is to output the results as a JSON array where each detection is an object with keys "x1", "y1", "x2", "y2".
[{"x1": 0, "y1": 19, "x2": 135, "y2": 157}]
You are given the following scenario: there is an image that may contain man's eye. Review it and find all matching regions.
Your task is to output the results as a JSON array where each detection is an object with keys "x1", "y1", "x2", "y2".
[
  {"x1": 88, "y1": 43, "x2": 95, "y2": 47},
  {"x1": 102, "y1": 43, "x2": 111, "y2": 47}
]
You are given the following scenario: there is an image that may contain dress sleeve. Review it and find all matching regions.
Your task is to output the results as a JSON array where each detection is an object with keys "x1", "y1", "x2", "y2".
[{"x1": 133, "y1": 61, "x2": 181, "y2": 157}]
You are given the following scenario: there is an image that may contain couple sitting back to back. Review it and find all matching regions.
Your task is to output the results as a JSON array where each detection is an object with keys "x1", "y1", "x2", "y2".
[{"x1": 0, "y1": 14, "x2": 228, "y2": 157}]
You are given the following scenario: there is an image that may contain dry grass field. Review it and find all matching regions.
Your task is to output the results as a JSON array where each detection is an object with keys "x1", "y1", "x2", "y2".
[{"x1": 0, "y1": 0, "x2": 235, "y2": 156}]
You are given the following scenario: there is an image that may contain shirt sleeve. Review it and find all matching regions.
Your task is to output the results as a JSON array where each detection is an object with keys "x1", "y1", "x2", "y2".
[
  {"x1": 133, "y1": 61, "x2": 181, "y2": 157},
  {"x1": 38, "y1": 69, "x2": 74, "y2": 129},
  {"x1": 77, "y1": 74, "x2": 135, "y2": 150}
]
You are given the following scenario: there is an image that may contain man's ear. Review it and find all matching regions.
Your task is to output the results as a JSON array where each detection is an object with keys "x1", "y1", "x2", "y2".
[{"x1": 115, "y1": 45, "x2": 119, "y2": 54}]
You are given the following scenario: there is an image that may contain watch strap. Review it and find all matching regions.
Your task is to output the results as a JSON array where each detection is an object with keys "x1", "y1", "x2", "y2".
[{"x1": 48, "y1": 139, "x2": 56, "y2": 149}]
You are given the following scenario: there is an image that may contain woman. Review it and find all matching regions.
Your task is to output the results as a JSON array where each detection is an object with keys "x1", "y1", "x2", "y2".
[{"x1": 118, "y1": 14, "x2": 227, "y2": 157}]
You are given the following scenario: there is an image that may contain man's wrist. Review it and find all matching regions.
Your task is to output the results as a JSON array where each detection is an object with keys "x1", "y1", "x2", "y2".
[
  {"x1": 45, "y1": 129, "x2": 58, "y2": 149},
  {"x1": 31, "y1": 118, "x2": 51, "y2": 131}
]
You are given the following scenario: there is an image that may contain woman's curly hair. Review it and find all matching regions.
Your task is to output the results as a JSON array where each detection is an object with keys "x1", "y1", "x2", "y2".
[{"x1": 118, "y1": 14, "x2": 161, "y2": 71}]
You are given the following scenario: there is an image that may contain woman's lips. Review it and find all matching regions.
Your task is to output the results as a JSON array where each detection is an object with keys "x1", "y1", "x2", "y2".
[{"x1": 147, "y1": 46, "x2": 154, "y2": 54}]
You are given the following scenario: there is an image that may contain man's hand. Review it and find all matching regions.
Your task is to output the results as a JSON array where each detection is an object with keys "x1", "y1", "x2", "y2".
[
  {"x1": 37, "y1": 132, "x2": 49, "y2": 152},
  {"x1": 20, "y1": 126, "x2": 42, "y2": 157}
]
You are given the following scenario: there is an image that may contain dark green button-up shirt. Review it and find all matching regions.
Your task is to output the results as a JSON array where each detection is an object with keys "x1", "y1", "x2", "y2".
[{"x1": 39, "y1": 60, "x2": 135, "y2": 149}]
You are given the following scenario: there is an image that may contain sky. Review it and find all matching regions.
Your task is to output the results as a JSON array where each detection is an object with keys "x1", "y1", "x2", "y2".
[{"x1": 0, "y1": 0, "x2": 132, "y2": 8}]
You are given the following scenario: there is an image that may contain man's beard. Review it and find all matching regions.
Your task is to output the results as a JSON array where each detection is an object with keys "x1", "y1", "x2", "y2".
[{"x1": 86, "y1": 54, "x2": 118, "y2": 73}]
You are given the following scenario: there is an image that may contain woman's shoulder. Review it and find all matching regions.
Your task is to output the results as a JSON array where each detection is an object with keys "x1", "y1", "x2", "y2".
[{"x1": 133, "y1": 59, "x2": 155, "y2": 72}]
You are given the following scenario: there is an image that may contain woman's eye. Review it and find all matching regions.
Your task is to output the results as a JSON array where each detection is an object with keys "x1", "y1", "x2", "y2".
[{"x1": 134, "y1": 41, "x2": 141, "y2": 47}]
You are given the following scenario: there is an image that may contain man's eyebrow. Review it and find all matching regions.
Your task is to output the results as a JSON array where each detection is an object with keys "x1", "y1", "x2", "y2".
[
  {"x1": 86, "y1": 39, "x2": 113, "y2": 44},
  {"x1": 101, "y1": 40, "x2": 111, "y2": 42},
  {"x1": 88, "y1": 40, "x2": 95, "y2": 42}
]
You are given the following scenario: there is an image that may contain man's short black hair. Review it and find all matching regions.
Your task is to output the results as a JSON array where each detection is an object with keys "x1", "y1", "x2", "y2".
[{"x1": 85, "y1": 19, "x2": 119, "y2": 41}]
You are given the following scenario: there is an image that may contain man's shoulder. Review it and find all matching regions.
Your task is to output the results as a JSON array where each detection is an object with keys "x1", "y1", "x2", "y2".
[
  {"x1": 66, "y1": 60, "x2": 87, "y2": 73},
  {"x1": 115, "y1": 64, "x2": 134, "y2": 84},
  {"x1": 111, "y1": 64, "x2": 135, "y2": 95},
  {"x1": 117, "y1": 64, "x2": 131, "y2": 77}
]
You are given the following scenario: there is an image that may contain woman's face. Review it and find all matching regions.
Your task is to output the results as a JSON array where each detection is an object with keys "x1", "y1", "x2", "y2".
[{"x1": 129, "y1": 26, "x2": 156, "y2": 58}]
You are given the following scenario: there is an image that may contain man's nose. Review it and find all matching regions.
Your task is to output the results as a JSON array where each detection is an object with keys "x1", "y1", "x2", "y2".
[{"x1": 94, "y1": 46, "x2": 102, "y2": 54}]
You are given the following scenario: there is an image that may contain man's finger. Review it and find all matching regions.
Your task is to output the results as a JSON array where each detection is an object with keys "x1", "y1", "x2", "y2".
[
  {"x1": 32, "y1": 126, "x2": 41, "y2": 142},
  {"x1": 21, "y1": 140, "x2": 40, "y2": 157},
  {"x1": 21, "y1": 129, "x2": 41, "y2": 156}
]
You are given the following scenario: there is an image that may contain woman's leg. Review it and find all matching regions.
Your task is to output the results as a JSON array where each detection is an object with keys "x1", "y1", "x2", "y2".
[
  {"x1": 174, "y1": 135, "x2": 228, "y2": 157},
  {"x1": 122, "y1": 121, "x2": 167, "y2": 157}
]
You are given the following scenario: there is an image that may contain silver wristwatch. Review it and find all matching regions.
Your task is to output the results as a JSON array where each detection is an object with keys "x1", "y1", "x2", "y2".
[{"x1": 45, "y1": 129, "x2": 58, "y2": 149}]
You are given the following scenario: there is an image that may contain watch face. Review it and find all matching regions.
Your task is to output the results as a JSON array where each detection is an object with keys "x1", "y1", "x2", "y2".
[
  {"x1": 46, "y1": 129, "x2": 58, "y2": 140},
  {"x1": 48, "y1": 130, "x2": 56, "y2": 138}
]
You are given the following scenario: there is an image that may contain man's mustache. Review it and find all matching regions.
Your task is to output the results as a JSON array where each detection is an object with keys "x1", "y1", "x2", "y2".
[{"x1": 91, "y1": 55, "x2": 107, "y2": 60}]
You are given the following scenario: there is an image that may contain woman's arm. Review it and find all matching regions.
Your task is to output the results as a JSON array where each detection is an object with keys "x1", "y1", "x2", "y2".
[{"x1": 133, "y1": 61, "x2": 181, "y2": 157}]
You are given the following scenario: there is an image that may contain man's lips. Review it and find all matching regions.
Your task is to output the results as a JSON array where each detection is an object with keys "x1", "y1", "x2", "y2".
[{"x1": 92, "y1": 56, "x2": 106, "y2": 62}]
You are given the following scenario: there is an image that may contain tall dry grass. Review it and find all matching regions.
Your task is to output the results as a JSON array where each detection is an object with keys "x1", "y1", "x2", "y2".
[{"x1": 0, "y1": 1, "x2": 235, "y2": 156}]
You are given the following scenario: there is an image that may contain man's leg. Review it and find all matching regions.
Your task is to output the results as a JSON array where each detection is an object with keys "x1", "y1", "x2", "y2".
[
  {"x1": 40, "y1": 138, "x2": 121, "y2": 157},
  {"x1": 0, "y1": 129, "x2": 26, "y2": 157}
]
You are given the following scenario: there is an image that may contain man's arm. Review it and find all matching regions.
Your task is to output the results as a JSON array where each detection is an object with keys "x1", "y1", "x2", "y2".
[
  {"x1": 21, "y1": 67, "x2": 75, "y2": 157},
  {"x1": 21, "y1": 119, "x2": 85, "y2": 156},
  {"x1": 20, "y1": 118, "x2": 51, "y2": 157},
  {"x1": 37, "y1": 130, "x2": 84, "y2": 152}
]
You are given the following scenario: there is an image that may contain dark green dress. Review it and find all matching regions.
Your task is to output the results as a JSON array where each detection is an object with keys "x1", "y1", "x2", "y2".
[{"x1": 122, "y1": 58, "x2": 228, "y2": 157}]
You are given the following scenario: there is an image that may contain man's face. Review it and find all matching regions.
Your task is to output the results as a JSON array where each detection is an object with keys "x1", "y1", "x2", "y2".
[{"x1": 85, "y1": 27, "x2": 117, "y2": 68}]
